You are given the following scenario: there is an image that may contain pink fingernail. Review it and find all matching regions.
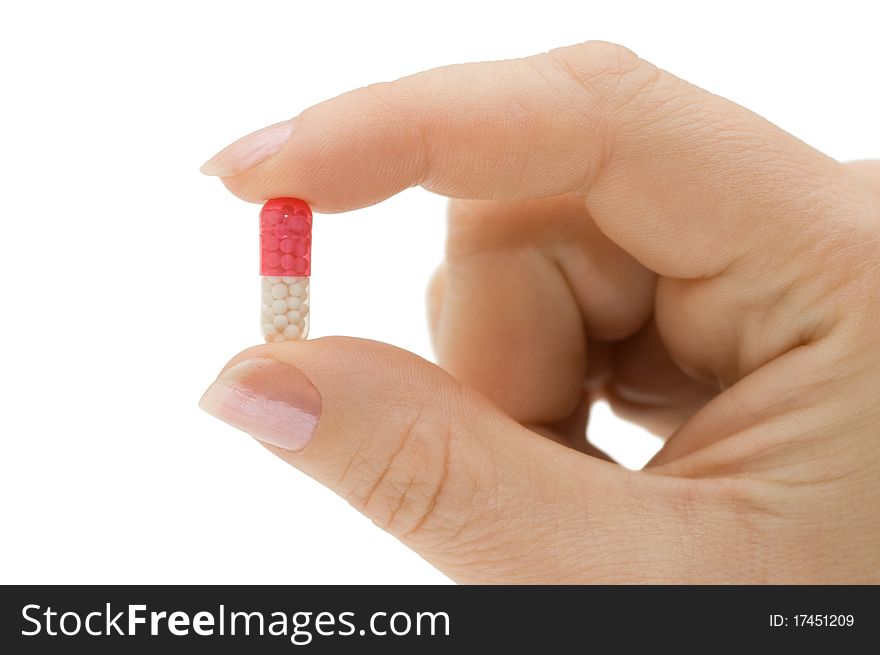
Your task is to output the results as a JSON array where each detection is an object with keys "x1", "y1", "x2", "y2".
[
  {"x1": 200, "y1": 119, "x2": 293, "y2": 177},
  {"x1": 199, "y1": 358, "x2": 322, "y2": 451}
]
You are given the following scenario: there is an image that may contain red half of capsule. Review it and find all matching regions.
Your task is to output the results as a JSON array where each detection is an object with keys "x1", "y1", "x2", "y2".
[{"x1": 259, "y1": 198, "x2": 312, "y2": 277}]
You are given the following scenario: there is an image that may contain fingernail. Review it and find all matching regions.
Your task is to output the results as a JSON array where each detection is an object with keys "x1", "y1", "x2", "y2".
[
  {"x1": 199, "y1": 358, "x2": 321, "y2": 451},
  {"x1": 200, "y1": 119, "x2": 293, "y2": 177}
]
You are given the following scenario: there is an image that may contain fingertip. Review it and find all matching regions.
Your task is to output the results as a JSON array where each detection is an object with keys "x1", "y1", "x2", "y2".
[
  {"x1": 199, "y1": 120, "x2": 294, "y2": 178},
  {"x1": 217, "y1": 173, "x2": 266, "y2": 205}
]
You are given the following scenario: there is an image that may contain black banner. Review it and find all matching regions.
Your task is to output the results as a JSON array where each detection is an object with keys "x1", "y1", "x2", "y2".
[{"x1": 1, "y1": 585, "x2": 876, "y2": 652}]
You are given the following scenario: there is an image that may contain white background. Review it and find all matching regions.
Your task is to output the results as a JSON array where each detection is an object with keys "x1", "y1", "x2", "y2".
[{"x1": 1, "y1": 0, "x2": 877, "y2": 584}]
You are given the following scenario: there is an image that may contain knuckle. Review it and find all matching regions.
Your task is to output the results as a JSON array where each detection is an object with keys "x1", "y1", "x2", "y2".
[
  {"x1": 543, "y1": 41, "x2": 672, "y2": 176},
  {"x1": 345, "y1": 391, "x2": 457, "y2": 541},
  {"x1": 360, "y1": 79, "x2": 434, "y2": 185},
  {"x1": 547, "y1": 40, "x2": 659, "y2": 111},
  {"x1": 553, "y1": 41, "x2": 642, "y2": 81}
]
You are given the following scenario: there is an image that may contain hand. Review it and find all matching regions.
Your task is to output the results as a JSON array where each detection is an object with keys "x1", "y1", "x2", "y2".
[{"x1": 199, "y1": 41, "x2": 880, "y2": 583}]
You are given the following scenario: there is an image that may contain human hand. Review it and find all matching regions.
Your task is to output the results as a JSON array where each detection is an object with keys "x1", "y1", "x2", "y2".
[{"x1": 199, "y1": 41, "x2": 880, "y2": 583}]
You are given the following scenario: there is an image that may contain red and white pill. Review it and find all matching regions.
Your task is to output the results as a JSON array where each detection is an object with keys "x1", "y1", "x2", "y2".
[{"x1": 259, "y1": 198, "x2": 311, "y2": 342}]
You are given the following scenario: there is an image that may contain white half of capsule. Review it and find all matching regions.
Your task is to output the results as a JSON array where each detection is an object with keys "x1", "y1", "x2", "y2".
[{"x1": 261, "y1": 276, "x2": 310, "y2": 342}]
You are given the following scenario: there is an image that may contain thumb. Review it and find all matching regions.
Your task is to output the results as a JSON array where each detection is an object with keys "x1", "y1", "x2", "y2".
[{"x1": 199, "y1": 337, "x2": 732, "y2": 583}]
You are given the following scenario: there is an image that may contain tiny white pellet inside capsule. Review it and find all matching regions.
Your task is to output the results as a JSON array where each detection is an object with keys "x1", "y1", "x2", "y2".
[{"x1": 262, "y1": 276, "x2": 310, "y2": 343}]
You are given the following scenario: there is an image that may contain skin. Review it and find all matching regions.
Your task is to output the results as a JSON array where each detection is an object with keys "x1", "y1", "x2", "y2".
[{"x1": 202, "y1": 42, "x2": 880, "y2": 582}]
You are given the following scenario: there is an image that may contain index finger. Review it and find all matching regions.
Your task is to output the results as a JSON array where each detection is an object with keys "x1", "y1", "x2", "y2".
[{"x1": 204, "y1": 40, "x2": 858, "y2": 279}]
